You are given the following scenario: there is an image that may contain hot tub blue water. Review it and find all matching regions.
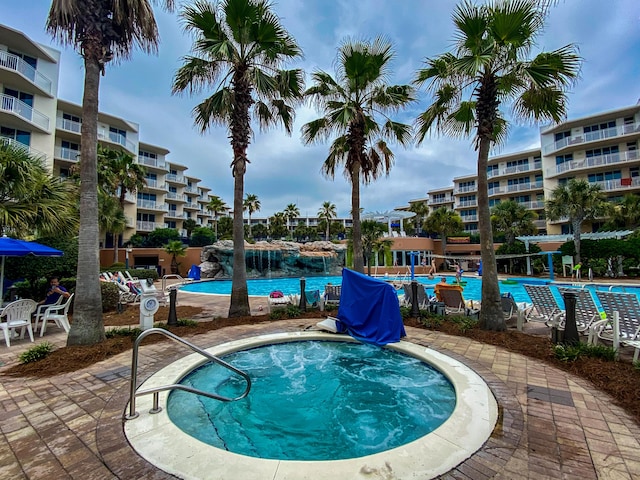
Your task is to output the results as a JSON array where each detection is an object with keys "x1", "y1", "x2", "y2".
[{"x1": 167, "y1": 340, "x2": 456, "y2": 461}]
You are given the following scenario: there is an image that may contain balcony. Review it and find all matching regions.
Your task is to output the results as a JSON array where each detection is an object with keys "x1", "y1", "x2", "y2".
[
  {"x1": 136, "y1": 221, "x2": 159, "y2": 232},
  {"x1": 517, "y1": 200, "x2": 545, "y2": 210},
  {"x1": 136, "y1": 200, "x2": 168, "y2": 212},
  {"x1": 99, "y1": 127, "x2": 136, "y2": 153},
  {"x1": 453, "y1": 185, "x2": 477, "y2": 194},
  {"x1": 57, "y1": 116, "x2": 81, "y2": 133},
  {"x1": 1, "y1": 93, "x2": 49, "y2": 132},
  {"x1": 461, "y1": 215, "x2": 478, "y2": 222},
  {"x1": 54, "y1": 145, "x2": 80, "y2": 162},
  {"x1": 455, "y1": 200, "x2": 478, "y2": 208},
  {"x1": 164, "y1": 211, "x2": 185, "y2": 219},
  {"x1": 592, "y1": 177, "x2": 640, "y2": 193},
  {"x1": 429, "y1": 196, "x2": 454, "y2": 205},
  {"x1": 1, "y1": 136, "x2": 45, "y2": 159},
  {"x1": 543, "y1": 122, "x2": 640, "y2": 154},
  {"x1": 166, "y1": 173, "x2": 186, "y2": 184},
  {"x1": 144, "y1": 179, "x2": 167, "y2": 191},
  {"x1": 488, "y1": 187, "x2": 504, "y2": 196},
  {"x1": 184, "y1": 202, "x2": 199, "y2": 211},
  {"x1": 487, "y1": 162, "x2": 541, "y2": 179},
  {"x1": 505, "y1": 181, "x2": 543, "y2": 193},
  {"x1": 547, "y1": 150, "x2": 640, "y2": 178},
  {"x1": 184, "y1": 185, "x2": 199, "y2": 194},
  {"x1": 138, "y1": 155, "x2": 167, "y2": 170},
  {"x1": 166, "y1": 192, "x2": 187, "y2": 202},
  {"x1": 0, "y1": 50, "x2": 53, "y2": 96},
  {"x1": 533, "y1": 219, "x2": 547, "y2": 228},
  {"x1": 125, "y1": 216, "x2": 135, "y2": 228}
]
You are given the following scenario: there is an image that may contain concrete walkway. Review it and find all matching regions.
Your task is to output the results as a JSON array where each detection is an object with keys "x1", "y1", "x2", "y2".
[{"x1": 0, "y1": 293, "x2": 639, "y2": 479}]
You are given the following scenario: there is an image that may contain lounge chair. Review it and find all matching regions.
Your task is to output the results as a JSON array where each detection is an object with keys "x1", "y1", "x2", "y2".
[
  {"x1": 591, "y1": 291, "x2": 640, "y2": 362},
  {"x1": 523, "y1": 284, "x2": 564, "y2": 327},
  {"x1": 40, "y1": 293, "x2": 74, "y2": 336},
  {"x1": 437, "y1": 286, "x2": 478, "y2": 316},
  {"x1": 0, "y1": 299, "x2": 37, "y2": 347},
  {"x1": 33, "y1": 294, "x2": 64, "y2": 332},
  {"x1": 267, "y1": 290, "x2": 291, "y2": 312},
  {"x1": 402, "y1": 283, "x2": 429, "y2": 309},
  {"x1": 324, "y1": 285, "x2": 341, "y2": 306},
  {"x1": 500, "y1": 294, "x2": 533, "y2": 321},
  {"x1": 557, "y1": 287, "x2": 601, "y2": 333}
]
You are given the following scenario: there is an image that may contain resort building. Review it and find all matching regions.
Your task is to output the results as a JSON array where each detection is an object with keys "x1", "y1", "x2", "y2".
[
  {"x1": 425, "y1": 103, "x2": 640, "y2": 235},
  {"x1": 0, "y1": 23, "x2": 218, "y2": 246}
]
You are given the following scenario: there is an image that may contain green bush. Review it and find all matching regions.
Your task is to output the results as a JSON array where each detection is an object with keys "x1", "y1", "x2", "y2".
[
  {"x1": 553, "y1": 342, "x2": 617, "y2": 362},
  {"x1": 19, "y1": 342, "x2": 54, "y2": 364},
  {"x1": 105, "y1": 327, "x2": 143, "y2": 339},
  {"x1": 110, "y1": 262, "x2": 126, "y2": 270},
  {"x1": 268, "y1": 305, "x2": 301, "y2": 320},
  {"x1": 101, "y1": 282, "x2": 120, "y2": 312}
]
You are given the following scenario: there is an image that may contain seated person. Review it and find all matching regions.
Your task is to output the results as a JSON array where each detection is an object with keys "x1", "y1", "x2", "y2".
[
  {"x1": 38, "y1": 276, "x2": 71, "y2": 306},
  {"x1": 434, "y1": 277, "x2": 463, "y2": 302}
]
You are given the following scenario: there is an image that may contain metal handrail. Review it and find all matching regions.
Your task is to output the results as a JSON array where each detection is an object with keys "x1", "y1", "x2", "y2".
[{"x1": 125, "y1": 328, "x2": 252, "y2": 420}]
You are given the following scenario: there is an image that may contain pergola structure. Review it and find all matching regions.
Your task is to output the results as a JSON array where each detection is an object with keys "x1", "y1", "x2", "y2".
[
  {"x1": 516, "y1": 230, "x2": 634, "y2": 277},
  {"x1": 362, "y1": 210, "x2": 416, "y2": 236}
]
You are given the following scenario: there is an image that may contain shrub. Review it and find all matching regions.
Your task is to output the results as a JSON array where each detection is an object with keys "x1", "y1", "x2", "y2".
[
  {"x1": 101, "y1": 282, "x2": 120, "y2": 312},
  {"x1": 105, "y1": 327, "x2": 143, "y2": 339},
  {"x1": 553, "y1": 342, "x2": 617, "y2": 362},
  {"x1": 19, "y1": 342, "x2": 54, "y2": 364}
]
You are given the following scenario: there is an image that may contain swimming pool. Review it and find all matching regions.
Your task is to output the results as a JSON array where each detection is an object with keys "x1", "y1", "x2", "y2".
[
  {"x1": 167, "y1": 340, "x2": 456, "y2": 460},
  {"x1": 124, "y1": 332, "x2": 498, "y2": 480}
]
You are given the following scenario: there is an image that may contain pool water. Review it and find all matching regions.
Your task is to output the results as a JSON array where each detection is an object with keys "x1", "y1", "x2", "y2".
[{"x1": 167, "y1": 341, "x2": 456, "y2": 461}]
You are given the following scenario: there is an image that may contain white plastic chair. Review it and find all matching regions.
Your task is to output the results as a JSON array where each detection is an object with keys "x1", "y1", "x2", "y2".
[
  {"x1": 33, "y1": 295, "x2": 64, "y2": 332},
  {"x1": 40, "y1": 293, "x2": 74, "y2": 336},
  {"x1": 0, "y1": 299, "x2": 37, "y2": 347}
]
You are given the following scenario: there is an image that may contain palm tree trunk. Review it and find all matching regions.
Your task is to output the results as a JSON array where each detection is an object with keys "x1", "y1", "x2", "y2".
[
  {"x1": 229, "y1": 167, "x2": 249, "y2": 316},
  {"x1": 573, "y1": 220, "x2": 582, "y2": 263},
  {"x1": 351, "y1": 163, "x2": 364, "y2": 273},
  {"x1": 477, "y1": 136, "x2": 505, "y2": 331},
  {"x1": 67, "y1": 56, "x2": 105, "y2": 346}
]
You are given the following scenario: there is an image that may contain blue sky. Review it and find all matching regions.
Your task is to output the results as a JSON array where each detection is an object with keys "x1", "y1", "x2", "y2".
[{"x1": 4, "y1": 0, "x2": 640, "y2": 218}]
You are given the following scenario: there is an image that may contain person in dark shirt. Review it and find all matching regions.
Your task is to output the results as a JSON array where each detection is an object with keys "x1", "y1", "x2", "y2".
[{"x1": 38, "y1": 276, "x2": 70, "y2": 306}]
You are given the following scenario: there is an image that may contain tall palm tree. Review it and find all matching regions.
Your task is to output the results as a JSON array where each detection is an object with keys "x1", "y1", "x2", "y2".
[
  {"x1": 207, "y1": 195, "x2": 228, "y2": 240},
  {"x1": 243, "y1": 193, "x2": 261, "y2": 239},
  {"x1": 423, "y1": 207, "x2": 464, "y2": 260},
  {"x1": 164, "y1": 240, "x2": 187, "y2": 274},
  {"x1": 490, "y1": 200, "x2": 537, "y2": 246},
  {"x1": 283, "y1": 203, "x2": 299, "y2": 235},
  {"x1": 0, "y1": 143, "x2": 77, "y2": 238},
  {"x1": 413, "y1": 0, "x2": 580, "y2": 331},
  {"x1": 47, "y1": 0, "x2": 174, "y2": 346},
  {"x1": 546, "y1": 179, "x2": 609, "y2": 263},
  {"x1": 172, "y1": 0, "x2": 304, "y2": 317},
  {"x1": 603, "y1": 194, "x2": 640, "y2": 231},
  {"x1": 317, "y1": 201, "x2": 337, "y2": 241},
  {"x1": 303, "y1": 37, "x2": 415, "y2": 273},
  {"x1": 408, "y1": 201, "x2": 429, "y2": 235},
  {"x1": 98, "y1": 193, "x2": 127, "y2": 262}
]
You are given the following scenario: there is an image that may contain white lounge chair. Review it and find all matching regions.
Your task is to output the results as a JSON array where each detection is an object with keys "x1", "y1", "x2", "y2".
[
  {"x1": 557, "y1": 287, "x2": 601, "y2": 333},
  {"x1": 523, "y1": 284, "x2": 564, "y2": 327},
  {"x1": 324, "y1": 285, "x2": 341, "y2": 306},
  {"x1": 40, "y1": 293, "x2": 74, "y2": 336},
  {"x1": 591, "y1": 291, "x2": 640, "y2": 362},
  {"x1": 0, "y1": 299, "x2": 37, "y2": 347}
]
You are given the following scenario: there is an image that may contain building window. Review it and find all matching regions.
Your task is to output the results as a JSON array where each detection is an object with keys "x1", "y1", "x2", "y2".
[
  {"x1": 489, "y1": 199, "x2": 501, "y2": 207},
  {"x1": 165, "y1": 221, "x2": 177, "y2": 229},
  {"x1": 139, "y1": 150, "x2": 157, "y2": 159},
  {"x1": 137, "y1": 213, "x2": 156, "y2": 222},
  {"x1": 630, "y1": 167, "x2": 639, "y2": 178},
  {"x1": 169, "y1": 204, "x2": 177, "y2": 212},
  {"x1": 587, "y1": 170, "x2": 621, "y2": 182},
  {"x1": 507, "y1": 177, "x2": 530, "y2": 186},
  {"x1": 0, "y1": 126, "x2": 31, "y2": 145},
  {"x1": 169, "y1": 186, "x2": 177, "y2": 193},
  {"x1": 506, "y1": 159, "x2": 528, "y2": 168},
  {"x1": 555, "y1": 153, "x2": 573, "y2": 165},
  {"x1": 137, "y1": 192, "x2": 157, "y2": 201},
  {"x1": 62, "y1": 112, "x2": 81, "y2": 123},
  {"x1": 586, "y1": 146, "x2": 619, "y2": 158},
  {"x1": 554, "y1": 131, "x2": 570, "y2": 142},
  {"x1": 487, "y1": 165, "x2": 499, "y2": 175}
]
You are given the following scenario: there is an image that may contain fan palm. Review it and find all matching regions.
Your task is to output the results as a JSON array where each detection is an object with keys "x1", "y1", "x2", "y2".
[
  {"x1": 490, "y1": 200, "x2": 537, "y2": 246},
  {"x1": 317, "y1": 201, "x2": 337, "y2": 241},
  {"x1": 243, "y1": 193, "x2": 261, "y2": 239},
  {"x1": 0, "y1": 143, "x2": 77, "y2": 238},
  {"x1": 172, "y1": 0, "x2": 304, "y2": 317},
  {"x1": 423, "y1": 207, "x2": 464, "y2": 259},
  {"x1": 603, "y1": 194, "x2": 640, "y2": 231},
  {"x1": 361, "y1": 220, "x2": 391, "y2": 276},
  {"x1": 302, "y1": 37, "x2": 415, "y2": 273},
  {"x1": 546, "y1": 179, "x2": 609, "y2": 263},
  {"x1": 283, "y1": 203, "x2": 299, "y2": 235},
  {"x1": 207, "y1": 195, "x2": 228, "y2": 240},
  {"x1": 413, "y1": 0, "x2": 580, "y2": 330},
  {"x1": 47, "y1": 0, "x2": 174, "y2": 345},
  {"x1": 408, "y1": 201, "x2": 429, "y2": 235}
]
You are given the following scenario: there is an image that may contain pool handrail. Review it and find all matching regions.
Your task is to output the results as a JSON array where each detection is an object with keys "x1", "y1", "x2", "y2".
[{"x1": 125, "y1": 327, "x2": 252, "y2": 420}]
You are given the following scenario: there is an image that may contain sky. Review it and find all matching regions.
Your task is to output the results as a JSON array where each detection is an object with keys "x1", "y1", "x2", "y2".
[{"x1": 3, "y1": 0, "x2": 640, "y2": 218}]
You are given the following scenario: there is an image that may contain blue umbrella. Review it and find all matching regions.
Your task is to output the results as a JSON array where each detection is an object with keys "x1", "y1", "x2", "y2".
[{"x1": 0, "y1": 235, "x2": 64, "y2": 301}]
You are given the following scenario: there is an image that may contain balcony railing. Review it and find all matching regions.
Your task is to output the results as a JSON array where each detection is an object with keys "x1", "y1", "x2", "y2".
[
  {"x1": 487, "y1": 162, "x2": 541, "y2": 178},
  {"x1": 164, "y1": 211, "x2": 185, "y2": 219},
  {"x1": 1, "y1": 136, "x2": 46, "y2": 159},
  {"x1": 505, "y1": 181, "x2": 543, "y2": 193},
  {"x1": 136, "y1": 200, "x2": 168, "y2": 212},
  {"x1": 166, "y1": 173, "x2": 186, "y2": 184},
  {"x1": 453, "y1": 185, "x2": 477, "y2": 194},
  {"x1": 488, "y1": 187, "x2": 504, "y2": 196},
  {"x1": 455, "y1": 200, "x2": 478, "y2": 208},
  {"x1": 54, "y1": 145, "x2": 80, "y2": 162},
  {"x1": 543, "y1": 122, "x2": 640, "y2": 154},
  {"x1": 184, "y1": 186, "x2": 199, "y2": 194},
  {"x1": 138, "y1": 155, "x2": 167, "y2": 169},
  {"x1": 144, "y1": 179, "x2": 167, "y2": 190},
  {"x1": 136, "y1": 221, "x2": 158, "y2": 231},
  {"x1": 99, "y1": 127, "x2": 136, "y2": 153},
  {"x1": 533, "y1": 219, "x2": 547, "y2": 228},
  {"x1": 430, "y1": 196, "x2": 454, "y2": 204},
  {"x1": 166, "y1": 192, "x2": 187, "y2": 202},
  {"x1": 57, "y1": 117, "x2": 82, "y2": 133},
  {"x1": 517, "y1": 200, "x2": 545, "y2": 210},
  {"x1": 1, "y1": 93, "x2": 49, "y2": 131},
  {"x1": 461, "y1": 215, "x2": 478, "y2": 222},
  {"x1": 125, "y1": 216, "x2": 135, "y2": 228},
  {"x1": 0, "y1": 50, "x2": 52, "y2": 95},
  {"x1": 184, "y1": 202, "x2": 199, "y2": 210},
  {"x1": 592, "y1": 177, "x2": 640, "y2": 192},
  {"x1": 547, "y1": 150, "x2": 640, "y2": 177}
]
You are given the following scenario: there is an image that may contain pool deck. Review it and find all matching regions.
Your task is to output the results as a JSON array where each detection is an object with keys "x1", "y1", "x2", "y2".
[{"x1": 1, "y1": 291, "x2": 639, "y2": 479}]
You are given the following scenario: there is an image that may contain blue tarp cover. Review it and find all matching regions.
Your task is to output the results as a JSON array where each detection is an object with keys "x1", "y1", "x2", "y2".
[
  {"x1": 335, "y1": 269, "x2": 406, "y2": 345},
  {"x1": 188, "y1": 264, "x2": 201, "y2": 280}
]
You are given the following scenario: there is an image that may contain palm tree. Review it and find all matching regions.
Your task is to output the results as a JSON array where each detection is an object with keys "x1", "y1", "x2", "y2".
[
  {"x1": 173, "y1": 0, "x2": 304, "y2": 317},
  {"x1": 164, "y1": 240, "x2": 187, "y2": 275},
  {"x1": 98, "y1": 193, "x2": 127, "y2": 262},
  {"x1": 243, "y1": 194, "x2": 261, "y2": 239},
  {"x1": 317, "y1": 201, "x2": 337, "y2": 241},
  {"x1": 207, "y1": 195, "x2": 228, "y2": 240},
  {"x1": 546, "y1": 179, "x2": 609, "y2": 263},
  {"x1": 423, "y1": 207, "x2": 464, "y2": 260},
  {"x1": 269, "y1": 212, "x2": 288, "y2": 239},
  {"x1": 408, "y1": 201, "x2": 429, "y2": 235},
  {"x1": 283, "y1": 203, "x2": 300, "y2": 235},
  {"x1": 183, "y1": 218, "x2": 198, "y2": 239},
  {"x1": 47, "y1": 0, "x2": 174, "y2": 346},
  {"x1": 361, "y1": 220, "x2": 391, "y2": 276},
  {"x1": 603, "y1": 194, "x2": 640, "y2": 231},
  {"x1": 490, "y1": 200, "x2": 537, "y2": 246},
  {"x1": 303, "y1": 37, "x2": 415, "y2": 273},
  {"x1": 413, "y1": 0, "x2": 580, "y2": 331},
  {"x1": 0, "y1": 143, "x2": 77, "y2": 237}
]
